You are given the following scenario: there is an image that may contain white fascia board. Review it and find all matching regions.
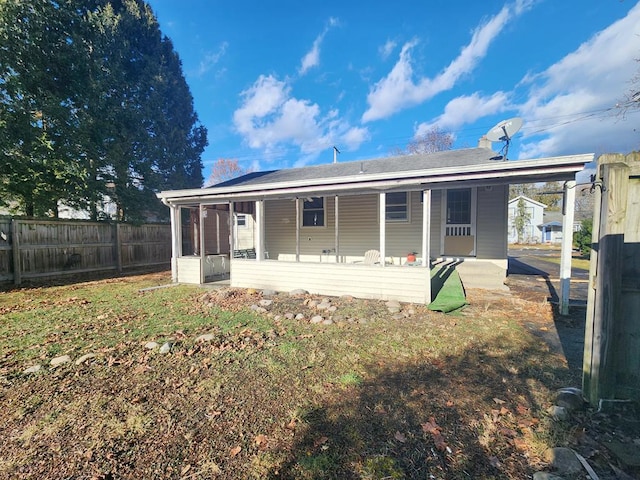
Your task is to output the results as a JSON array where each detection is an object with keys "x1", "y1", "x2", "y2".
[{"x1": 157, "y1": 153, "x2": 593, "y2": 205}]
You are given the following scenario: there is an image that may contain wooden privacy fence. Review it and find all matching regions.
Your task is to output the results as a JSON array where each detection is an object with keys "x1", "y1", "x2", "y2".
[
  {"x1": 583, "y1": 152, "x2": 640, "y2": 407},
  {"x1": 0, "y1": 219, "x2": 171, "y2": 285}
]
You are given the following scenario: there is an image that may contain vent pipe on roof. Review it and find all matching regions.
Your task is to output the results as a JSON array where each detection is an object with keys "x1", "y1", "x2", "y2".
[{"x1": 333, "y1": 146, "x2": 340, "y2": 163}]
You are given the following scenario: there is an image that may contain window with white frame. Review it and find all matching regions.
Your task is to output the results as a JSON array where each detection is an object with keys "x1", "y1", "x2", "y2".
[
  {"x1": 385, "y1": 192, "x2": 409, "y2": 221},
  {"x1": 235, "y1": 214, "x2": 247, "y2": 227},
  {"x1": 446, "y1": 188, "x2": 471, "y2": 225},
  {"x1": 302, "y1": 197, "x2": 325, "y2": 227}
]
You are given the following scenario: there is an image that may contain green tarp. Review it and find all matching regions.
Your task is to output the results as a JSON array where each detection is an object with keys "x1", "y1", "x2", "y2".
[{"x1": 428, "y1": 266, "x2": 467, "y2": 313}]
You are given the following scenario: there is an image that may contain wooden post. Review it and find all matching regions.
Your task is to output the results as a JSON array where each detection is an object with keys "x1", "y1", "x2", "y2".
[
  {"x1": 115, "y1": 223, "x2": 123, "y2": 274},
  {"x1": 582, "y1": 164, "x2": 603, "y2": 400},
  {"x1": 585, "y1": 158, "x2": 629, "y2": 405},
  {"x1": 11, "y1": 219, "x2": 21, "y2": 286}
]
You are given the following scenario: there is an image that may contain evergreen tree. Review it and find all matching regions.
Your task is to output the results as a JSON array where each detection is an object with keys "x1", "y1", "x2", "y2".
[{"x1": 0, "y1": 0, "x2": 207, "y2": 221}]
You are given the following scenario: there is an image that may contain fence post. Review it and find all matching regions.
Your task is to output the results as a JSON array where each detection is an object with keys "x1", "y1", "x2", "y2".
[
  {"x1": 115, "y1": 223, "x2": 123, "y2": 274},
  {"x1": 11, "y1": 219, "x2": 21, "y2": 286},
  {"x1": 585, "y1": 158, "x2": 628, "y2": 405}
]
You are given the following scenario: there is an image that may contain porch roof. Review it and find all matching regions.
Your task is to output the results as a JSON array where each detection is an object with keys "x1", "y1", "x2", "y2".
[{"x1": 158, "y1": 147, "x2": 594, "y2": 206}]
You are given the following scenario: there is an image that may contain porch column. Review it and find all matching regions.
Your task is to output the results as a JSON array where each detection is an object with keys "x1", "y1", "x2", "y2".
[
  {"x1": 559, "y1": 179, "x2": 576, "y2": 315},
  {"x1": 379, "y1": 193, "x2": 386, "y2": 266},
  {"x1": 295, "y1": 198, "x2": 300, "y2": 262},
  {"x1": 199, "y1": 204, "x2": 205, "y2": 284},
  {"x1": 229, "y1": 202, "x2": 235, "y2": 252},
  {"x1": 256, "y1": 200, "x2": 265, "y2": 262},
  {"x1": 334, "y1": 196, "x2": 340, "y2": 262},
  {"x1": 421, "y1": 190, "x2": 431, "y2": 268},
  {"x1": 170, "y1": 205, "x2": 181, "y2": 282}
]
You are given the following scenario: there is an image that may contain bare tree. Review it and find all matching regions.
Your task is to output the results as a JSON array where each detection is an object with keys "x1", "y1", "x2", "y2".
[
  {"x1": 617, "y1": 57, "x2": 640, "y2": 118},
  {"x1": 206, "y1": 158, "x2": 250, "y2": 186},
  {"x1": 391, "y1": 126, "x2": 454, "y2": 156}
]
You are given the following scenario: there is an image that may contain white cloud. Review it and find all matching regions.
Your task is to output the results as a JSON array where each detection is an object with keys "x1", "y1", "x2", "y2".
[
  {"x1": 415, "y1": 91, "x2": 511, "y2": 137},
  {"x1": 516, "y1": 2, "x2": 640, "y2": 158},
  {"x1": 233, "y1": 74, "x2": 369, "y2": 161},
  {"x1": 362, "y1": 3, "x2": 526, "y2": 122},
  {"x1": 378, "y1": 39, "x2": 397, "y2": 60},
  {"x1": 299, "y1": 18, "x2": 339, "y2": 76},
  {"x1": 196, "y1": 41, "x2": 228, "y2": 77}
]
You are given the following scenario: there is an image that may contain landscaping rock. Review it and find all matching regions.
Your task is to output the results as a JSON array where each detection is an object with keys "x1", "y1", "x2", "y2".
[
  {"x1": 316, "y1": 302, "x2": 331, "y2": 311},
  {"x1": 75, "y1": 353, "x2": 97, "y2": 365},
  {"x1": 340, "y1": 295, "x2": 354, "y2": 301},
  {"x1": 543, "y1": 447, "x2": 582, "y2": 475},
  {"x1": 145, "y1": 341, "x2": 160, "y2": 350},
  {"x1": 50, "y1": 355, "x2": 71, "y2": 367},
  {"x1": 258, "y1": 299, "x2": 273, "y2": 307},
  {"x1": 386, "y1": 299, "x2": 401, "y2": 309},
  {"x1": 284, "y1": 313, "x2": 294, "y2": 320},
  {"x1": 159, "y1": 342, "x2": 173, "y2": 354},
  {"x1": 533, "y1": 472, "x2": 565, "y2": 480},
  {"x1": 289, "y1": 289, "x2": 308, "y2": 296},
  {"x1": 548, "y1": 405, "x2": 568, "y2": 421},
  {"x1": 261, "y1": 289, "x2": 277, "y2": 296},
  {"x1": 327, "y1": 305, "x2": 337, "y2": 313},
  {"x1": 392, "y1": 313, "x2": 405, "y2": 321},
  {"x1": 23, "y1": 364, "x2": 42, "y2": 374},
  {"x1": 295, "y1": 313, "x2": 305, "y2": 321},
  {"x1": 307, "y1": 300, "x2": 319, "y2": 308},
  {"x1": 555, "y1": 387, "x2": 585, "y2": 411},
  {"x1": 195, "y1": 334, "x2": 215, "y2": 342},
  {"x1": 321, "y1": 319, "x2": 333, "y2": 325},
  {"x1": 310, "y1": 315, "x2": 324, "y2": 324}
]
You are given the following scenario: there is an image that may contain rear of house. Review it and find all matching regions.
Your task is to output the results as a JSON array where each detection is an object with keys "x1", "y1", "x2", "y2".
[{"x1": 158, "y1": 147, "x2": 592, "y2": 304}]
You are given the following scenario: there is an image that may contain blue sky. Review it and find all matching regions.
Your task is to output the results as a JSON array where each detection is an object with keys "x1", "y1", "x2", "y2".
[{"x1": 146, "y1": 0, "x2": 640, "y2": 183}]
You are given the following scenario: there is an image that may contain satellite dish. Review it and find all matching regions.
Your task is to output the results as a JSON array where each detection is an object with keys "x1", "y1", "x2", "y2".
[
  {"x1": 485, "y1": 117, "x2": 523, "y2": 161},
  {"x1": 486, "y1": 117, "x2": 522, "y2": 142}
]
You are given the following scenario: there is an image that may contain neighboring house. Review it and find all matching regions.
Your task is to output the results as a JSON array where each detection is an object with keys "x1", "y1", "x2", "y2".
[
  {"x1": 507, "y1": 195, "x2": 546, "y2": 244},
  {"x1": 539, "y1": 211, "x2": 564, "y2": 244},
  {"x1": 158, "y1": 145, "x2": 592, "y2": 304}
]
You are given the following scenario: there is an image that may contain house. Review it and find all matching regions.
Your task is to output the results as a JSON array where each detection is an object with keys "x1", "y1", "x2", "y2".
[
  {"x1": 539, "y1": 211, "x2": 564, "y2": 244},
  {"x1": 157, "y1": 144, "x2": 592, "y2": 304},
  {"x1": 507, "y1": 195, "x2": 546, "y2": 243}
]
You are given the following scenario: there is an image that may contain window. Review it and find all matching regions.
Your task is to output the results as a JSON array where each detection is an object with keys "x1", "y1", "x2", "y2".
[
  {"x1": 446, "y1": 188, "x2": 471, "y2": 224},
  {"x1": 302, "y1": 197, "x2": 325, "y2": 227},
  {"x1": 385, "y1": 192, "x2": 408, "y2": 221},
  {"x1": 236, "y1": 214, "x2": 247, "y2": 227}
]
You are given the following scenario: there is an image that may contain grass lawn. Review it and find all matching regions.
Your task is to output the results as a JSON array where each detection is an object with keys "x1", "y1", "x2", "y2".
[{"x1": 0, "y1": 272, "x2": 579, "y2": 479}]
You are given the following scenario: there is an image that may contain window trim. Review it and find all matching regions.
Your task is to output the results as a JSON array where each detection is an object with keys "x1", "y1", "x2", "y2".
[
  {"x1": 385, "y1": 191, "x2": 410, "y2": 223},
  {"x1": 235, "y1": 214, "x2": 248, "y2": 228},
  {"x1": 300, "y1": 196, "x2": 327, "y2": 228}
]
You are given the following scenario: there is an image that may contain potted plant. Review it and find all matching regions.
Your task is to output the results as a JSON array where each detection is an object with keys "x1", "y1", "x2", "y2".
[{"x1": 407, "y1": 251, "x2": 417, "y2": 263}]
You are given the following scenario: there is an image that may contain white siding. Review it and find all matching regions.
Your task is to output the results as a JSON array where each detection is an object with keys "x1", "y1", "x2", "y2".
[
  {"x1": 177, "y1": 256, "x2": 201, "y2": 283},
  {"x1": 231, "y1": 260, "x2": 431, "y2": 304}
]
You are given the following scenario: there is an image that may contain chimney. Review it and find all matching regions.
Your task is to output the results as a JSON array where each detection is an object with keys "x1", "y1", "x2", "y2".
[{"x1": 478, "y1": 135, "x2": 492, "y2": 149}]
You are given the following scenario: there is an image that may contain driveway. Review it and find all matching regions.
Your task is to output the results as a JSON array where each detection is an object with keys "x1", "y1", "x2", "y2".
[{"x1": 507, "y1": 246, "x2": 589, "y2": 305}]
